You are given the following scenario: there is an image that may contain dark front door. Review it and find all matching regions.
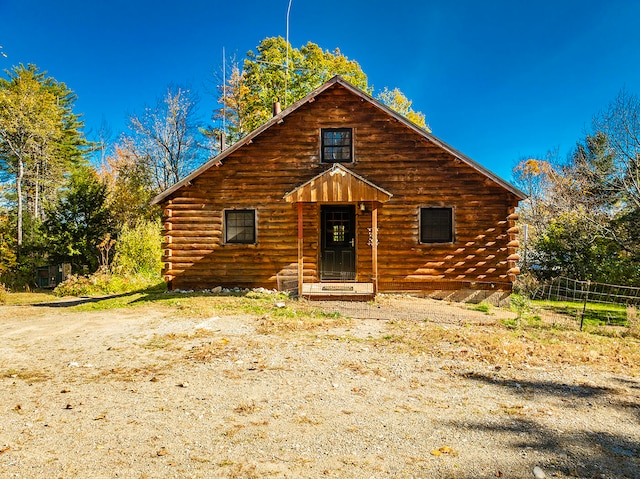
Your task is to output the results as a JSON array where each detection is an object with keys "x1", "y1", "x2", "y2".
[{"x1": 321, "y1": 205, "x2": 356, "y2": 280}]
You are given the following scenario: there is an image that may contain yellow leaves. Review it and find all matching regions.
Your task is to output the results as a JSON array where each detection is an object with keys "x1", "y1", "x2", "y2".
[
  {"x1": 514, "y1": 158, "x2": 553, "y2": 179},
  {"x1": 377, "y1": 86, "x2": 430, "y2": 131},
  {"x1": 430, "y1": 445, "x2": 458, "y2": 457},
  {"x1": 156, "y1": 447, "x2": 169, "y2": 456}
]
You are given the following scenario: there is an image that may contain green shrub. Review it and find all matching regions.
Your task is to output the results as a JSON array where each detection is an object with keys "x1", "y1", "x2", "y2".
[
  {"x1": 511, "y1": 293, "x2": 533, "y2": 319},
  {"x1": 53, "y1": 270, "x2": 160, "y2": 297},
  {"x1": 112, "y1": 220, "x2": 162, "y2": 276}
]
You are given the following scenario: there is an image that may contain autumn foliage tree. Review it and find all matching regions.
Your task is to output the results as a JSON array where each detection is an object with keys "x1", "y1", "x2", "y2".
[
  {"x1": 212, "y1": 38, "x2": 429, "y2": 146},
  {"x1": 99, "y1": 145, "x2": 159, "y2": 230}
]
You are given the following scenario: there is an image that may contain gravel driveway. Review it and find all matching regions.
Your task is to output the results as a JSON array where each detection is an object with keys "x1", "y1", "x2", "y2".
[{"x1": 0, "y1": 296, "x2": 638, "y2": 478}]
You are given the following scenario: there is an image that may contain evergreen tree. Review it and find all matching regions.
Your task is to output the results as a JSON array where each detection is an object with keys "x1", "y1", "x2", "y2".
[
  {"x1": 43, "y1": 166, "x2": 111, "y2": 273},
  {"x1": 0, "y1": 64, "x2": 89, "y2": 252}
]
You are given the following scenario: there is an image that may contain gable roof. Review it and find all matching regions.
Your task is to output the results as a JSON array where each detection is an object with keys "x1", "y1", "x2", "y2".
[
  {"x1": 151, "y1": 76, "x2": 526, "y2": 205},
  {"x1": 284, "y1": 163, "x2": 393, "y2": 203}
]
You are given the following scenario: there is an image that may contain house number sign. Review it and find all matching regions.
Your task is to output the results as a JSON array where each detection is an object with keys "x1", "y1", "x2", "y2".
[{"x1": 367, "y1": 227, "x2": 379, "y2": 246}]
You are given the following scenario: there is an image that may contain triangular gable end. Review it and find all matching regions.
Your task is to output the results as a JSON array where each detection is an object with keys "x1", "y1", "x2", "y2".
[
  {"x1": 284, "y1": 164, "x2": 393, "y2": 203},
  {"x1": 151, "y1": 75, "x2": 526, "y2": 205}
]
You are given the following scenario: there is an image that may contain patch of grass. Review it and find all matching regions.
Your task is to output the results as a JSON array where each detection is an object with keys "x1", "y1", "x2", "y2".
[
  {"x1": 255, "y1": 306, "x2": 351, "y2": 334},
  {"x1": 3, "y1": 368, "x2": 50, "y2": 382},
  {"x1": 142, "y1": 334, "x2": 175, "y2": 350},
  {"x1": 234, "y1": 401, "x2": 259, "y2": 415},
  {"x1": 469, "y1": 301, "x2": 492, "y2": 314},
  {"x1": 628, "y1": 306, "x2": 639, "y2": 337},
  {"x1": 522, "y1": 315, "x2": 543, "y2": 327},
  {"x1": 375, "y1": 317, "x2": 640, "y2": 375},
  {"x1": 532, "y1": 299, "x2": 628, "y2": 326},
  {"x1": 71, "y1": 292, "x2": 150, "y2": 311},
  {"x1": 3, "y1": 290, "x2": 57, "y2": 305},
  {"x1": 186, "y1": 338, "x2": 238, "y2": 362},
  {"x1": 501, "y1": 318, "x2": 518, "y2": 328},
  {"x1": 56, "y1": 287, "x2": 350, "y2": 334}
]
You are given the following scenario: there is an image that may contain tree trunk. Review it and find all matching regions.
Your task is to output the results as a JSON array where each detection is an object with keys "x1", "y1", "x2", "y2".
[
  {"x1": 16, "y1": 157, "x2": 24, "y2": 249},
  {"x1": 34, "y1": 162, "x2": 39, "y2": 221}
]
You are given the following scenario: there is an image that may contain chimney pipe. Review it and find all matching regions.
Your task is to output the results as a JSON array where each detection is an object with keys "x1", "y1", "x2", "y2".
[
  {"x1": 272, "y1": 98, "x2": 281, "y2": 117},
  {"x1": 220, "y1": 131, "x2": 226, "y2": 151}
]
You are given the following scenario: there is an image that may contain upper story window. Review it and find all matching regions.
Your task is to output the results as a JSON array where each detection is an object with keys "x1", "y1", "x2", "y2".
[
  {"x1": 225, "y1": 209, "x2": 256, "y2": 244},
  {"x1": 420, "y1": 207, "x2": 454, "y2": 243},
  {"x1": 321, "y1": 128, "x2": 352, "y2": 163}
]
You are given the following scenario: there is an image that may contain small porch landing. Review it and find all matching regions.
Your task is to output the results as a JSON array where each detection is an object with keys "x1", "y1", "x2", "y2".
[{"x1": 301, "y1": 282, "x2": 375, "y2": 301}]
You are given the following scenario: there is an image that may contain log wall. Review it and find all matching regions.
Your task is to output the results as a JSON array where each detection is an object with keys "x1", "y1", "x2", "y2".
[{"x1": 160, "y1": 84, "x2": 521, "y2": 291}]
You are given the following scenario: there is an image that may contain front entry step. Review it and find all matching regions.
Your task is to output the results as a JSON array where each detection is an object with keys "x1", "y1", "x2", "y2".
[{"x1": 301, "y1": 282, "x2": 374, "y2": 301}]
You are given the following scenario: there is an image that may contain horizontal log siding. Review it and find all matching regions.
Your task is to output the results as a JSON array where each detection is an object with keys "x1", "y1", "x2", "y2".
[{"x1": 161, "y1": 84, "x2": 519, "y2": 290}]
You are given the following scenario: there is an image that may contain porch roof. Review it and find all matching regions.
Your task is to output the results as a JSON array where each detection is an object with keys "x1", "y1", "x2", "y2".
[{"x1": 283, "y1": 164, "x2": 393, "y2": 204}]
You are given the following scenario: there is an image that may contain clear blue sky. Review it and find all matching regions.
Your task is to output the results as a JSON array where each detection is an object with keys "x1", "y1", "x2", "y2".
[{"x1": 2, "y1": 0, "x2": 640, "y2": 182}]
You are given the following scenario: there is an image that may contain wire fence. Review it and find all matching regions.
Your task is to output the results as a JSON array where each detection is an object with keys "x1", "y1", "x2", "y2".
[
  {"x1": 532, "y1": 276, "x2": 640, "y2": 306},
  {"x1": 529, "y1": 276, "x2": 639, "y2": 329}
]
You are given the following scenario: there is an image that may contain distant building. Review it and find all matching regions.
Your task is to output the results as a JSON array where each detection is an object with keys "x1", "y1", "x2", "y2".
[{"x1": 36, "y1": 263, "x2": 71, "y2": 289}]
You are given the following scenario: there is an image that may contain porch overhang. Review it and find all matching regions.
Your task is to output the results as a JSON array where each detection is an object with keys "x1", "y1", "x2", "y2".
[
  {"x1": 285, "y1": 164, "x2": 389, "y2": 300},
  {"x1": 283, "y1": 164, "x2": 393, "y2": 204}
]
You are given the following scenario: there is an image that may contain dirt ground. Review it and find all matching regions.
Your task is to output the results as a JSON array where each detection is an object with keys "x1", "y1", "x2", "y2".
[{"x1": 0, "y1": 295, "x2": 639, "y2": 479}]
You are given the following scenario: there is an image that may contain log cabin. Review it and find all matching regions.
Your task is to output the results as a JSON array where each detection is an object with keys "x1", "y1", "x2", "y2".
[{"x1": 151, "y1": 76, "x2": 526, "y2": 301}]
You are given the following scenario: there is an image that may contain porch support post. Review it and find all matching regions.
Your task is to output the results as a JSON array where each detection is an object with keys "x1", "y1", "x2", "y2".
[
  {"x1": 297, "y1": 202, "x2": 304, "y2": 296},
  {"x1": 371, "y1": 204, "x2": 379, "y2": 293}
]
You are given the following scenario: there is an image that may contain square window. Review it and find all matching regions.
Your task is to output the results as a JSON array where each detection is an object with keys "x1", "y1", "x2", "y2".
[
  {"x1": 321, "y1": 128, "x2": 352, "y2": 163},
  {"x1": 225, "y1": 209, "x2": 256, "y2": 244},
  {"x1": 420, "y1": 207, "x2": 453, "y2": 243}
]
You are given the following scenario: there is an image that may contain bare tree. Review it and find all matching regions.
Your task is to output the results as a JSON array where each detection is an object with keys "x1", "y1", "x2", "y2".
[
  {"x1": 593, "y1": 88, "x2": 640, "y2": 210},
  {"x1": 124, "y1": 86, "x2": 208, "y2": 192}
]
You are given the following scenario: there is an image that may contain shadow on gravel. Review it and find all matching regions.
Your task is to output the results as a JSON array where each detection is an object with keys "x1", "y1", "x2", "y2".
[
  {"x1": 454, "y1": 372, "x2": 640, "y2": 478},
  {"x1": 462, "y1": 373, "x2": 640, "y2": 422},
  {"x1": 460, "y1": 371, "x2": 614, "y2": 399},
  {"x1": 444, "y1": 416, "x2": 640, "y2": 479},
  {"x1": 30, "y1": 292, "x2": 134, "y2": 308},
  {"x1": 612, "y1": 376, "x2": 640, "y2": 390}
]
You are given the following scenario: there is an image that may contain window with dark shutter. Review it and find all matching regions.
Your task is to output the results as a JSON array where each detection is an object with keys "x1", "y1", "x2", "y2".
[{"x1": 420, "y1": 207, "x2": 453, "y2": 243}]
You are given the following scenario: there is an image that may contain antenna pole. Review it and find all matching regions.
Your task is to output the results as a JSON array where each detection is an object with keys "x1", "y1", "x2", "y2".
[
  {"x1": 222, "y1": 46, "x2": 226, "y2": 149},
  {"x1": 285, "y1": 0, "x2": 292, "y2": 107}
]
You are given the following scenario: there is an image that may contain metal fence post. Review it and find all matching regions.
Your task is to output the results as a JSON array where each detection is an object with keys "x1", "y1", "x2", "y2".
[{"x1": 580, "y1": 280, "x2": 590, "y2": 331}]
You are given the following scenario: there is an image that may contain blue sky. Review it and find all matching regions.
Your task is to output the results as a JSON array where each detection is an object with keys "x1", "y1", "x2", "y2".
[{"x1": 2, "y1": 0, "x2": 640, "y2": 182}]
